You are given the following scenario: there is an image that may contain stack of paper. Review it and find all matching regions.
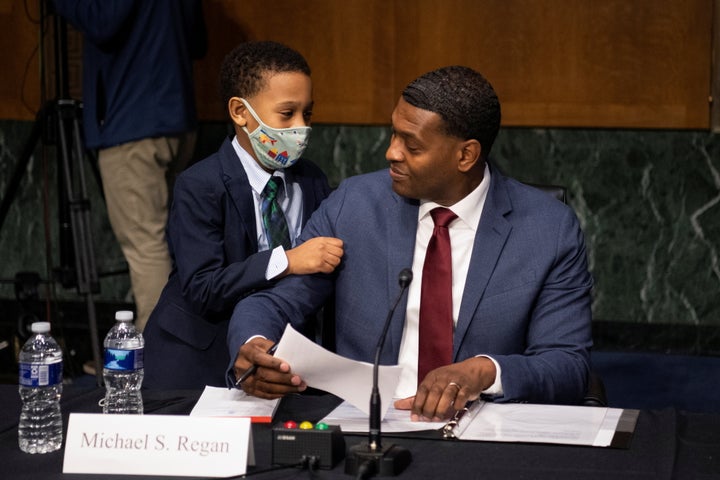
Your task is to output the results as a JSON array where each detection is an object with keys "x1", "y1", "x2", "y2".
[{"x1": 190, "y1": 387, "x2": 279, "y2": 423}]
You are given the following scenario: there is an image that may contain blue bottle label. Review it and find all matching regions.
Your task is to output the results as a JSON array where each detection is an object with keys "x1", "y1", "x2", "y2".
[
  {"x1": 19, "y1": 361, "x2": 63, "y2": 387},
  {"x1": 104, "y1": 348, "x2": 144, "y2": 371}
]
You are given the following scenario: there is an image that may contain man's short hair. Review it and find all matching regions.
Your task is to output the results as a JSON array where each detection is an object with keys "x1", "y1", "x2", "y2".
[
  {"x1": 219, "y1": 41, "x2": 311, "y2": 106},
  {"x1": 402, "y1": 66, "x2": 501, "y2": 159}
]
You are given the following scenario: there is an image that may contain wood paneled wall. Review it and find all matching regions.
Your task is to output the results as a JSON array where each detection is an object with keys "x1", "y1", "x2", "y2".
[
  {"x1": 0, "y1": 1, "x2": 43, "y2": 120},
  {"x1": 1, "y1": 0, "x2": 713, "y2": 128}
]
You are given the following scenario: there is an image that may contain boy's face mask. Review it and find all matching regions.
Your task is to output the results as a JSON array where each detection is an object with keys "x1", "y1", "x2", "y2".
[{"x1": 240, "y1": 98, "x2": 311, "y2": 170}]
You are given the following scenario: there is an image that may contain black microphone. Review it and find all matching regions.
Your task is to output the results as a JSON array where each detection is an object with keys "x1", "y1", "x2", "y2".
[{"x1": 345, "y1": 268, "x2": 413, "y2": 478}]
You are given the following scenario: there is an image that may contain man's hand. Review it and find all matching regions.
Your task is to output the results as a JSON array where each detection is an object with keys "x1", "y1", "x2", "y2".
[
  {"x1": 234, "y1": 337, "x2": 306, "y2": 399},
  {"x1": 285, "y1": 237, "x2": 343, "y2": 275},
  {"x1": 394, "y1": 357, "x2": 497, "y2": 421}
]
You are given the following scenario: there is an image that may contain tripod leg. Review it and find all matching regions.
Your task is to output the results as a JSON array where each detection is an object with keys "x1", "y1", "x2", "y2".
[
  {"x1": 56, "y1": 99, "x2": 103, "y2": 386},
  {"x1": 84, "y1": 294, "x2": 103, "y2": 386},
  {"x1": 68, "y1": 107, "x2": 100, "y2": 295}
]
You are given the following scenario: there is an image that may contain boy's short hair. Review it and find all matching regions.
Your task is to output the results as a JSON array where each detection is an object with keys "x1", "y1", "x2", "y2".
[{"x1": 219, "y1": 41, "x2": 311, "y2": 107}]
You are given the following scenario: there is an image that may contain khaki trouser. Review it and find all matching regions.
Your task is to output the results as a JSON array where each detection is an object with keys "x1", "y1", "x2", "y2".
[{"x1": 98, "y1": 133, "x2": 195, "y2": 331}]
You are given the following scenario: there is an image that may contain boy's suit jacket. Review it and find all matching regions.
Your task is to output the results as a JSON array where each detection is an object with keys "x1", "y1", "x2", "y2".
[{"x1": 144, "y1": 137, "x2": 331, "y2": 389}]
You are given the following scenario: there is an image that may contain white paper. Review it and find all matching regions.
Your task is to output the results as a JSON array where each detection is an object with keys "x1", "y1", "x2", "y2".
[
  {"x1": 455, "y1": 402, "x2": 620, "y2": 446},
  {"x1": 63, "y1": 413, "x2": 252, "y2": 477},
  {"x1": 190, "y1": 385, "x2": 279, "y2": 422},
  {"x1": 321, "y1": 400, "x2": 627, "y2": 447},
  {"x1": 321, "y1": 400, "x2": 445, "y2": 433},
  {"x1": 274, "y1": 324, "x2": 403, "y2": 418}
]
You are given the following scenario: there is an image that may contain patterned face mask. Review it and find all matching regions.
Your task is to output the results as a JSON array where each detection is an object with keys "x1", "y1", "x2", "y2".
[{"x1": 241, "y1": 98, "x2": 311, "y2": 170}]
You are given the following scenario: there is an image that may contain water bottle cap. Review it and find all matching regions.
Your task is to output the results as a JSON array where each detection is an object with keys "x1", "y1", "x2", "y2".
[
  {"x1": 115, "y1": 310, "x2": 134, "y2": 321},
  {"x1": 30, "y1": 322, "x2": 51, "y2": 333}
]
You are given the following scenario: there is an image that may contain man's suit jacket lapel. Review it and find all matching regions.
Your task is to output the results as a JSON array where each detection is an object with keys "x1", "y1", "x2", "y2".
[
  {"x1": 386, "y1": 191, "x2": 419, "y2": 357},
  {"x1": 454, "y1": 171, "x2": 513, "y2": 358},
  {"x1": 218, "y1": 138, "x2": 259, "y2": 252}
]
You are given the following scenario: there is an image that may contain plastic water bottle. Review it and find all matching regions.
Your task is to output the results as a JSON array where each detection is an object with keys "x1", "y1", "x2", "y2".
[
  {"x1": 18, "y1": 321, "x2": 63, "y2": 454},
  {"x1": 103, "y1": 311, "x2": 144, "y2": 414}
]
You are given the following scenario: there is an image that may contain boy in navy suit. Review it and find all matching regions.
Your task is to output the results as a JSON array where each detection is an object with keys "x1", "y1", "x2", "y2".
[{"x1": 143, "y1": 41, "x2": 343, "y2": 389}]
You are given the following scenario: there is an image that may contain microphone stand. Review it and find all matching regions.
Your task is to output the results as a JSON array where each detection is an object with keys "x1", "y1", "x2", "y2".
[{"x1": 345, "y1": 269, "x2": 413, "y2": 478}]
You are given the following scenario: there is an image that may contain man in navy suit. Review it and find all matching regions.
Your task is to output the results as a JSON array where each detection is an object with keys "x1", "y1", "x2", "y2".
[
  {"x1": 143, "y1": 42, "x2": 343, "y2": 389},
  {"x1": 228, "y1": 66, "x2": 593, "y2": 420}
]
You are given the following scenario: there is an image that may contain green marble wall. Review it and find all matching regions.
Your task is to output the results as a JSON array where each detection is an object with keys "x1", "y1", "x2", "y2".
[
  {"x1": 2, "y1": 120, "x2": 719, "y2": 331},
  {"x1": 309, "y1": 126, "x2": 720, "y2": 331},
  {"x1": 492, "y1": 129, "x2": 720, "y2": 330}
]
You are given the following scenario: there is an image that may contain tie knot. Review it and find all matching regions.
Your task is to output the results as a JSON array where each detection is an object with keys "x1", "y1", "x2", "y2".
[
  {"x1": 263, "y1": 177, "x2": 282, "y2": 201},
  {"x1": 430, "y1": 207, "x2": 457, "y2": 228}
]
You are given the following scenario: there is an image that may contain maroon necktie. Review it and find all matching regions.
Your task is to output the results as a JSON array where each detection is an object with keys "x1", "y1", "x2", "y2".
[{"x1": 418, "y1": 207, "x2": 458, "y2": 384}]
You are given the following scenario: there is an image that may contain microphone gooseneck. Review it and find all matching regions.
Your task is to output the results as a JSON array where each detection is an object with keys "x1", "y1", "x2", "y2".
[
  {"x1": 346, "y1": 268, "x2": 413, "y2": 478},
  {"x1": 369, "y1": 268, "x2": 413, "y2": 451}
]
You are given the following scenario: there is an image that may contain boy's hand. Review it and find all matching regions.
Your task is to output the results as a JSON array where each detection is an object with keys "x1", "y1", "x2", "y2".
[{"x1": 285, "y1": 237, "x2": 343, "y2": 275}]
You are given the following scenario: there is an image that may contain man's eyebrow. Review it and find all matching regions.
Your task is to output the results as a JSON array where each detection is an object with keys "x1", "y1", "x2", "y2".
[{"x1": 392, "y1": 128, "x2": 419, "y2": 142}]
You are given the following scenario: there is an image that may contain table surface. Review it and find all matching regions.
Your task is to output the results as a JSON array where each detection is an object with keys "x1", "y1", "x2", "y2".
[{"x1": 1, "y1": 384, "x2": 719, "y2": 479}]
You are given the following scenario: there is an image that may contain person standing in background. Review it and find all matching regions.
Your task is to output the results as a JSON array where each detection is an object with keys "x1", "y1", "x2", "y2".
[{"x1": 50, "y1": 0, "x2": 207, "y2": 333}]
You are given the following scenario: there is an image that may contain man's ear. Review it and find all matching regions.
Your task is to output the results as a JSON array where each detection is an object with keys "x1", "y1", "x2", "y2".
[
  {"x1": 228, "y1": 97, "x2": 248, "y2": 127},
  {"x1": 457, "y1": 139, "x2": 482, "y2": 173}
]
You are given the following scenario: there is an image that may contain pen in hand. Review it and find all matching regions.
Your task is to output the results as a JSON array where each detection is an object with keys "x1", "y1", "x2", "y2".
[{"x1": 234, "y1": 343, "x2": 278, "y2": 388}]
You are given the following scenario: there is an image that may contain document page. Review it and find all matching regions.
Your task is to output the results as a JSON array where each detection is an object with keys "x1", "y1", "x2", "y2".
[
  {"x1": 190, "y1": 386, "x2": 279, "y2": 423},
  {"x1": 274, "y1": 324, "x2": 403, "y2": 418},
  {"x1": 321, "y1": 400, "x2": 631, "y2": 447},
  {"x1": 321, "y1": 401, "x2": 445, "y2": 433},
  {"x1": 455, "y1": 402, "x2": 623, "y2": 447}
]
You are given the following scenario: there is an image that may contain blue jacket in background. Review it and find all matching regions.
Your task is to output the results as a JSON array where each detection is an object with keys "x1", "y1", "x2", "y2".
[{"x1": 51, "y1": 0, "x2": 207, "y2": 149}]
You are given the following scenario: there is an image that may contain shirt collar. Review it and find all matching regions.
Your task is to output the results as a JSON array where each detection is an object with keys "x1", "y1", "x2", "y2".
[
  {"x1": 419, "y1": 163, "x2": 491, "y2": 230},
  {"x1": 231, "y1": 135, "x2": 288, "y2": 196}
]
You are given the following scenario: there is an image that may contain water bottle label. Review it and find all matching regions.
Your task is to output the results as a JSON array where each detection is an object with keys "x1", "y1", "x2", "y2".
[
  {"x1": 19, "y1": 361, "x2": 63, "y2": 387},
  {"x1": 104, "y1": 348, "x2": 144, "y2": 371}
]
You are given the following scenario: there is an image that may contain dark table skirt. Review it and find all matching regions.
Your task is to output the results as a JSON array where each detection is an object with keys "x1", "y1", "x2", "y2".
[{"x1": 1, "y1": 384, "x2": 718, "y2": 479}]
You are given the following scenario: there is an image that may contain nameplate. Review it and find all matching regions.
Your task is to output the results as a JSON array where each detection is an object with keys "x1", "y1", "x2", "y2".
[{"x1": 63, "y1": 413, "x2": 253, "y2": 477}]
